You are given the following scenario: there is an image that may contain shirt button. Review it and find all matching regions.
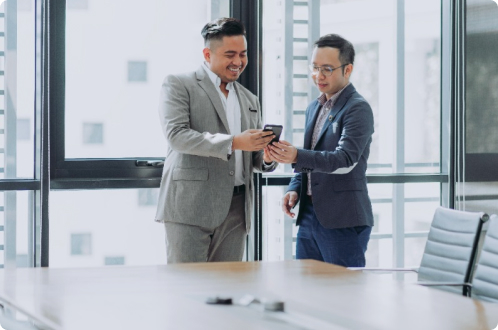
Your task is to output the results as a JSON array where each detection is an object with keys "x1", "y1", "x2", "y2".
[{"x1": 229, "y1": 171, "x2": 235, "y2": 176}]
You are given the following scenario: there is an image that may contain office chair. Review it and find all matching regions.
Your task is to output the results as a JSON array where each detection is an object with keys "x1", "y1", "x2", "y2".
[
  {"x1": 467, "y1": 214, "x2": 498, "y2": 302},
  {"x1": 349, "y1": 206, "x2": 489, "y2": 296}
]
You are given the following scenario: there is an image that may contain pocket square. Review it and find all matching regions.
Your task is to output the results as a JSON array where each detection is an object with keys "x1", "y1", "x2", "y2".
[{"x1": 332, "y1": 122, "x2": 338, "y2": 133}]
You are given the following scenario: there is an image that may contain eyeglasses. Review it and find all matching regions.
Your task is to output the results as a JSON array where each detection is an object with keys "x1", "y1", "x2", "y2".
[{"x1": 308, "y1": 64, "x2": 347, "y2": 76}]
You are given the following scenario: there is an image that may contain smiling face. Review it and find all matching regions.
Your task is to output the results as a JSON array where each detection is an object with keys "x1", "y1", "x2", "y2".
[
  {"x1": 311, "y1": 46, "x2": 353, "y2": 99},
  {"x1": 203, "y1": 35, "x2": 247, "y2": 84}
]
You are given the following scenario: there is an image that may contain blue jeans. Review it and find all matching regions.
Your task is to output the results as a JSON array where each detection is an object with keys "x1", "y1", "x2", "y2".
[{"x1": 296, "y1": 201, "x2": 372, "y2": 267}]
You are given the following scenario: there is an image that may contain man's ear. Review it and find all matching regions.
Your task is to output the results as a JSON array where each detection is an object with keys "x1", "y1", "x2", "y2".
[
  {"x1": 344, "y1": 64, "x2": 353, "y2": 78},
  {"x1": 203, "y1": 48, "x2": 211, "y2": 63}
]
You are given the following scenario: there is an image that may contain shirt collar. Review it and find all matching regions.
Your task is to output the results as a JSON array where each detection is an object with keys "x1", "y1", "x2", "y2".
[
  {"x1": 317, "y1": 82, "x2": 350, "y2": 107},
  {"x1": 203, "y1": 62, "x2": 234, "y2": 91}
]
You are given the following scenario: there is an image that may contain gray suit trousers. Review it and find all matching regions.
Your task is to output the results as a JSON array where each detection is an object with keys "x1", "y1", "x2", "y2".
[{"x1": 163, "y1": 190, "x2": 246, "y2": 263}]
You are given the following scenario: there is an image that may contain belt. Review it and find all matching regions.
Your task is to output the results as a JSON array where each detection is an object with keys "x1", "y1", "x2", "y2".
[{"x1": 233, "y1": 184, "x2": 246, "y2": 194}]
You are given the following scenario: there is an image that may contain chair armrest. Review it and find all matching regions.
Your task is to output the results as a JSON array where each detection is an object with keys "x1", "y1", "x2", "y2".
[
  {"x1": 417, "y1": 281, "x2": 471, "y2": 287},
  {"x1": 347, "y1": 267, "x2": 418, "y2": 272},
  {"x1": 416, "y1": 281, "x2": 472, "y2": 297}
]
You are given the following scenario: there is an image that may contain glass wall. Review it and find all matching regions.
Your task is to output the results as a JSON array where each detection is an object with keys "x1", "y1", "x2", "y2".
[
  {"x1": 262, "y1": 0, "x2": 441, "y2": 176},
  {"x1": 1, "y1": 0, "x2": 36, "y2": 179},
  {"x1": 0, "y1": 191, "x2": 36, "y2": 268},
  {"x1": 48, "y1": 0, "x2": 230, "y2": 266},
  {"x1": 261, "y1": 0, "x2": 442, "y2": 267},
  {"x1": 50, "y1": 189, "x2": 164, "y2": 267},
  {"x1": 7, "y1": 0, "x2": 497, "y2": 271},
  {"x1": 64, "y1": 0, "x2": 229, "y2": 159},
  {"x1": 460, "y1": 0, "x2": 498, "y2": 216},
  {"x1": 0, "y1": 0, "x2": 40, "y2": 269},
  {"x1": 262, "y1": 182, "x2": 439, "y2": 267}
]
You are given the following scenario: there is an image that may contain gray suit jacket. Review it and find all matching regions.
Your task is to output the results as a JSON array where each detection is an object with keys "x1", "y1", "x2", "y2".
[
  {"x1": 155, "y1": 66, "x2": 276, "y2": 232},
  {"x1": 288, "y1": 84, "x2": 374, "y2": 229}
]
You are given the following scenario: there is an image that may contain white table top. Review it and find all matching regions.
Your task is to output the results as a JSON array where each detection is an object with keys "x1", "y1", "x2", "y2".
[{"x1": 0, "y1": 260, "x2": 497, "y2": 330}]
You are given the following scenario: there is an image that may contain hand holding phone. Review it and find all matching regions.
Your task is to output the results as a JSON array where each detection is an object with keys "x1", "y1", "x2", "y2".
[{"x1": 263, "y1": 124, "x2": 283, "y2": 145}]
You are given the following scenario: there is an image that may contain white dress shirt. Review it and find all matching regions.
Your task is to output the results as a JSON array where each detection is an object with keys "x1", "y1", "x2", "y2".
[{"x1": 203, "y1": 62, "x2": 245, "y2": 186}]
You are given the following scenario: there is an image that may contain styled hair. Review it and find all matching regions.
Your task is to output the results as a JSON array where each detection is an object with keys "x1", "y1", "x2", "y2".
[
  {"x1": 201, "y1": 17, "x2": 246, "y2": 46},
  {"x1": 314, "y1": 34, "x2": 355, "y2": 67}
]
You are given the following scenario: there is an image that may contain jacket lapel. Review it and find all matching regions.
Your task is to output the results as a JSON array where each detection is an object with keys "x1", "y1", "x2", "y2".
[
  {"x1": 304, "y1": 101, "x2": 322, "y2": 149},
  {"x1": 316, "y1": 84, "x2": 355, "y2": 144},
  {"x1": 234, "y1": 83, "x2": 251, "y2": 175},
  {"x1": 235, "y1": 84, "x2": 250, "y2": 132},
  {"x1": 196, "y1": 66, "x2": 230, "y2": 133}
]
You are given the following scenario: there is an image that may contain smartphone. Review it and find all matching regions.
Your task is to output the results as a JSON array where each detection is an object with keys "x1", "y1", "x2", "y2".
[{"x1": 263, "y1": 124, "x2": 283, "y2": 144}]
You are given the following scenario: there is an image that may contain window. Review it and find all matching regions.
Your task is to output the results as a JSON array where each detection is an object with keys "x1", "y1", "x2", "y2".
[
  {"x1": 18, "y1": 0, "x2": 33, "y2": 11},
  {"x1": 0, "y1": 191, "x2": 37, "y2": 268},
  {"x1": 18, "y1": 0, "x2": 490, "y2": 268},
  {"x1": 127, "y1": 61, "x2": 147, "y2": 82},
  {"x1": 457, "y1": 0, "x2": 498, "y2": 215},
  {"x1": 61, "y1": 0, "x2": 230, "y2": 161},
  {"x1": 1, "y1": 1, "x2": 37, "y2": 179},
  {"x1": 262, "y1": 0, "x2": 441, "y2": 176},
  {"x1": 71, "y1": 233, "x2": 92, "y2": 255},
  {"x1": 67, "y1": 0, "x2": 88, "y2": 10},
  {"x1": 83, "y1": 122, "x2": 104, "y2": 144},
  {"x1": 138, "y1": 188, "x2": 158, "y2": 206},
  {"x1": 16, "y1": 254, "x2": 29, "y2": 267},
  {"x1": 51, "y1": 190, "x2": 165, "y2": 267},
  {"x1": 104, "y1": 256, "x2": 125, "y2": 266},
  {"x1": 0, "y1": 0, "x2": 42, "y2": 269},
  {"x1": 260, "y1": 0, "x2": 444, "y2": 267},
  {"x1": 47, "y1": 0, "x2": 231, "y2": 267},
  {"x1": 17, "y1": 118, "x2": 31, "y2": 141}
]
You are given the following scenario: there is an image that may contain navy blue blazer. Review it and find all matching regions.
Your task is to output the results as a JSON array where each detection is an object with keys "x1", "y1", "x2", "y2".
[{"x1": 287, "y1": 83, "x2": 374, "y2": 229}]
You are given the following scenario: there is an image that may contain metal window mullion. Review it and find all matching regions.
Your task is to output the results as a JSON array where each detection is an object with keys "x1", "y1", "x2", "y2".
[
  {"x1": 28, "y1": 191, "x2": 35, "y2": 267},
  {"x1": 453, "y1": 0, "x2": 464, "y2": 210},
  {"x1": 455, "y1": 0, "x2": 466, "y2": 210},
  {"x1": 40, "y1": 0, "x2": 57, "y2": 267},
  {"x1": 440, "y1": 0, "x2": 452, "y2": 209},
  {"x1": 284, "y1": 0, "x2": 294, "y2": 174},
  {"x1": 231, "y1": 0, "x2": 263, "y2": 260},
  {"x1": 33, "y1": 0, "x2": 47, "y2": 268},
  {"x1": 307, "y1": 0, "x2": 319, "y2": 101},
  {"x1": 393, "y1": 0, "x2": 406, "y2": 271},
  {"x1": 4, "y1": 0, "x2": 18, "y2": 270}
]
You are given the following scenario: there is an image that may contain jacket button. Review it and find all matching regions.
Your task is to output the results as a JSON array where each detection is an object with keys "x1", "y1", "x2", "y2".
[{"x1": 229, "y1": 171, "x2": 235, "y2": 176}]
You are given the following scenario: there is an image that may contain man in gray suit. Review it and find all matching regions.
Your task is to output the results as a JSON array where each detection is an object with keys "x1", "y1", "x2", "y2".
[
  {"x1": 155, "y1": 18, "x2": 277, "y2": 263},
  {"x1": 267, "y1": 34, "x2": 374, "y2": 267}
]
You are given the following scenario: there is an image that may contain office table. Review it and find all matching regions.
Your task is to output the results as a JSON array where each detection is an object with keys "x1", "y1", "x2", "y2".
[{"x1": 0, "y1": 260, "x2": 497, "y2": 329}]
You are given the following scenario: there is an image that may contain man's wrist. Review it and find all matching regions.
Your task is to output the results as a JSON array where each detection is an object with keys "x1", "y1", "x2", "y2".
[
  {"x1": 231, "y1": 135, "x2": 238, "y2": 151},
  {"x1": 227, "y1": 137, "x2": 234, "y2": 160},
  {"x1": 291, "y1": 150, "x2": 298, "y2": 164}
]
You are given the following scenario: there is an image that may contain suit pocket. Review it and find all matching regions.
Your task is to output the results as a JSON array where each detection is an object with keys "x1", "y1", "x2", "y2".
[
  {"x1": 247, "y1": 111, "x2": 259, "y2": 128},
  {"x1": 333, "y1": 179, "x2": 366, "y2": 191},
  {"x1": 172, "y1": 168, "x2": 209, "y2": 181}
]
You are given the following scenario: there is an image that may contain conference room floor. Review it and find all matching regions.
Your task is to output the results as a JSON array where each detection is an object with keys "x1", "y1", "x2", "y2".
[{"x1": 0, "y1": 260, "x2": 497, "y2": 329}]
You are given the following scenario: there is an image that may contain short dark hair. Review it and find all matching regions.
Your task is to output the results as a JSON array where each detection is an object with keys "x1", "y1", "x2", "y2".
[
  {"x1": 314, "y1": 34, "x2": 355, "y2": 67},
  {"x1": 201, "y1": 17, "x2": 246, "y2": 46}
]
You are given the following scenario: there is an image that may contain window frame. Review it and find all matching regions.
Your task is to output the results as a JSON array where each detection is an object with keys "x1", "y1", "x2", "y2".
[
  {"x1": 44, "y1": 0, "x2": 458, "y2": 265},
  {"x1": 254, "y1": 0, "x2": 452, "y2": 261},
  {"x1": 48, "y1": 0, "x2": 249, "y2": 189}
]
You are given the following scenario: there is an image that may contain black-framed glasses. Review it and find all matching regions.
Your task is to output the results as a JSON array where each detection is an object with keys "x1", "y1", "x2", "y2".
[{"x1": 309, "y1": 64, "x2": 347, "y2": 76}]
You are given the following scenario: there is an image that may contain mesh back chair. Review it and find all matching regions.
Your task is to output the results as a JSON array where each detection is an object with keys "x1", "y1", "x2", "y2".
[
  {"x1": 350, "y1": 207, "x2": 489, "y2": 296},
  {"x1": 416, "y1": 207, "x2": 489, "y2": 295},
  {"x1": 470, "y1": 214, "x2": 498, "y2": 302}
]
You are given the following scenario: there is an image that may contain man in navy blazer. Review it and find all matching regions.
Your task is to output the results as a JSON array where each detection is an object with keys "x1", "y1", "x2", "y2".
[{"x1": 268, "y1": 34, "x2": 374, "y2": 267}]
